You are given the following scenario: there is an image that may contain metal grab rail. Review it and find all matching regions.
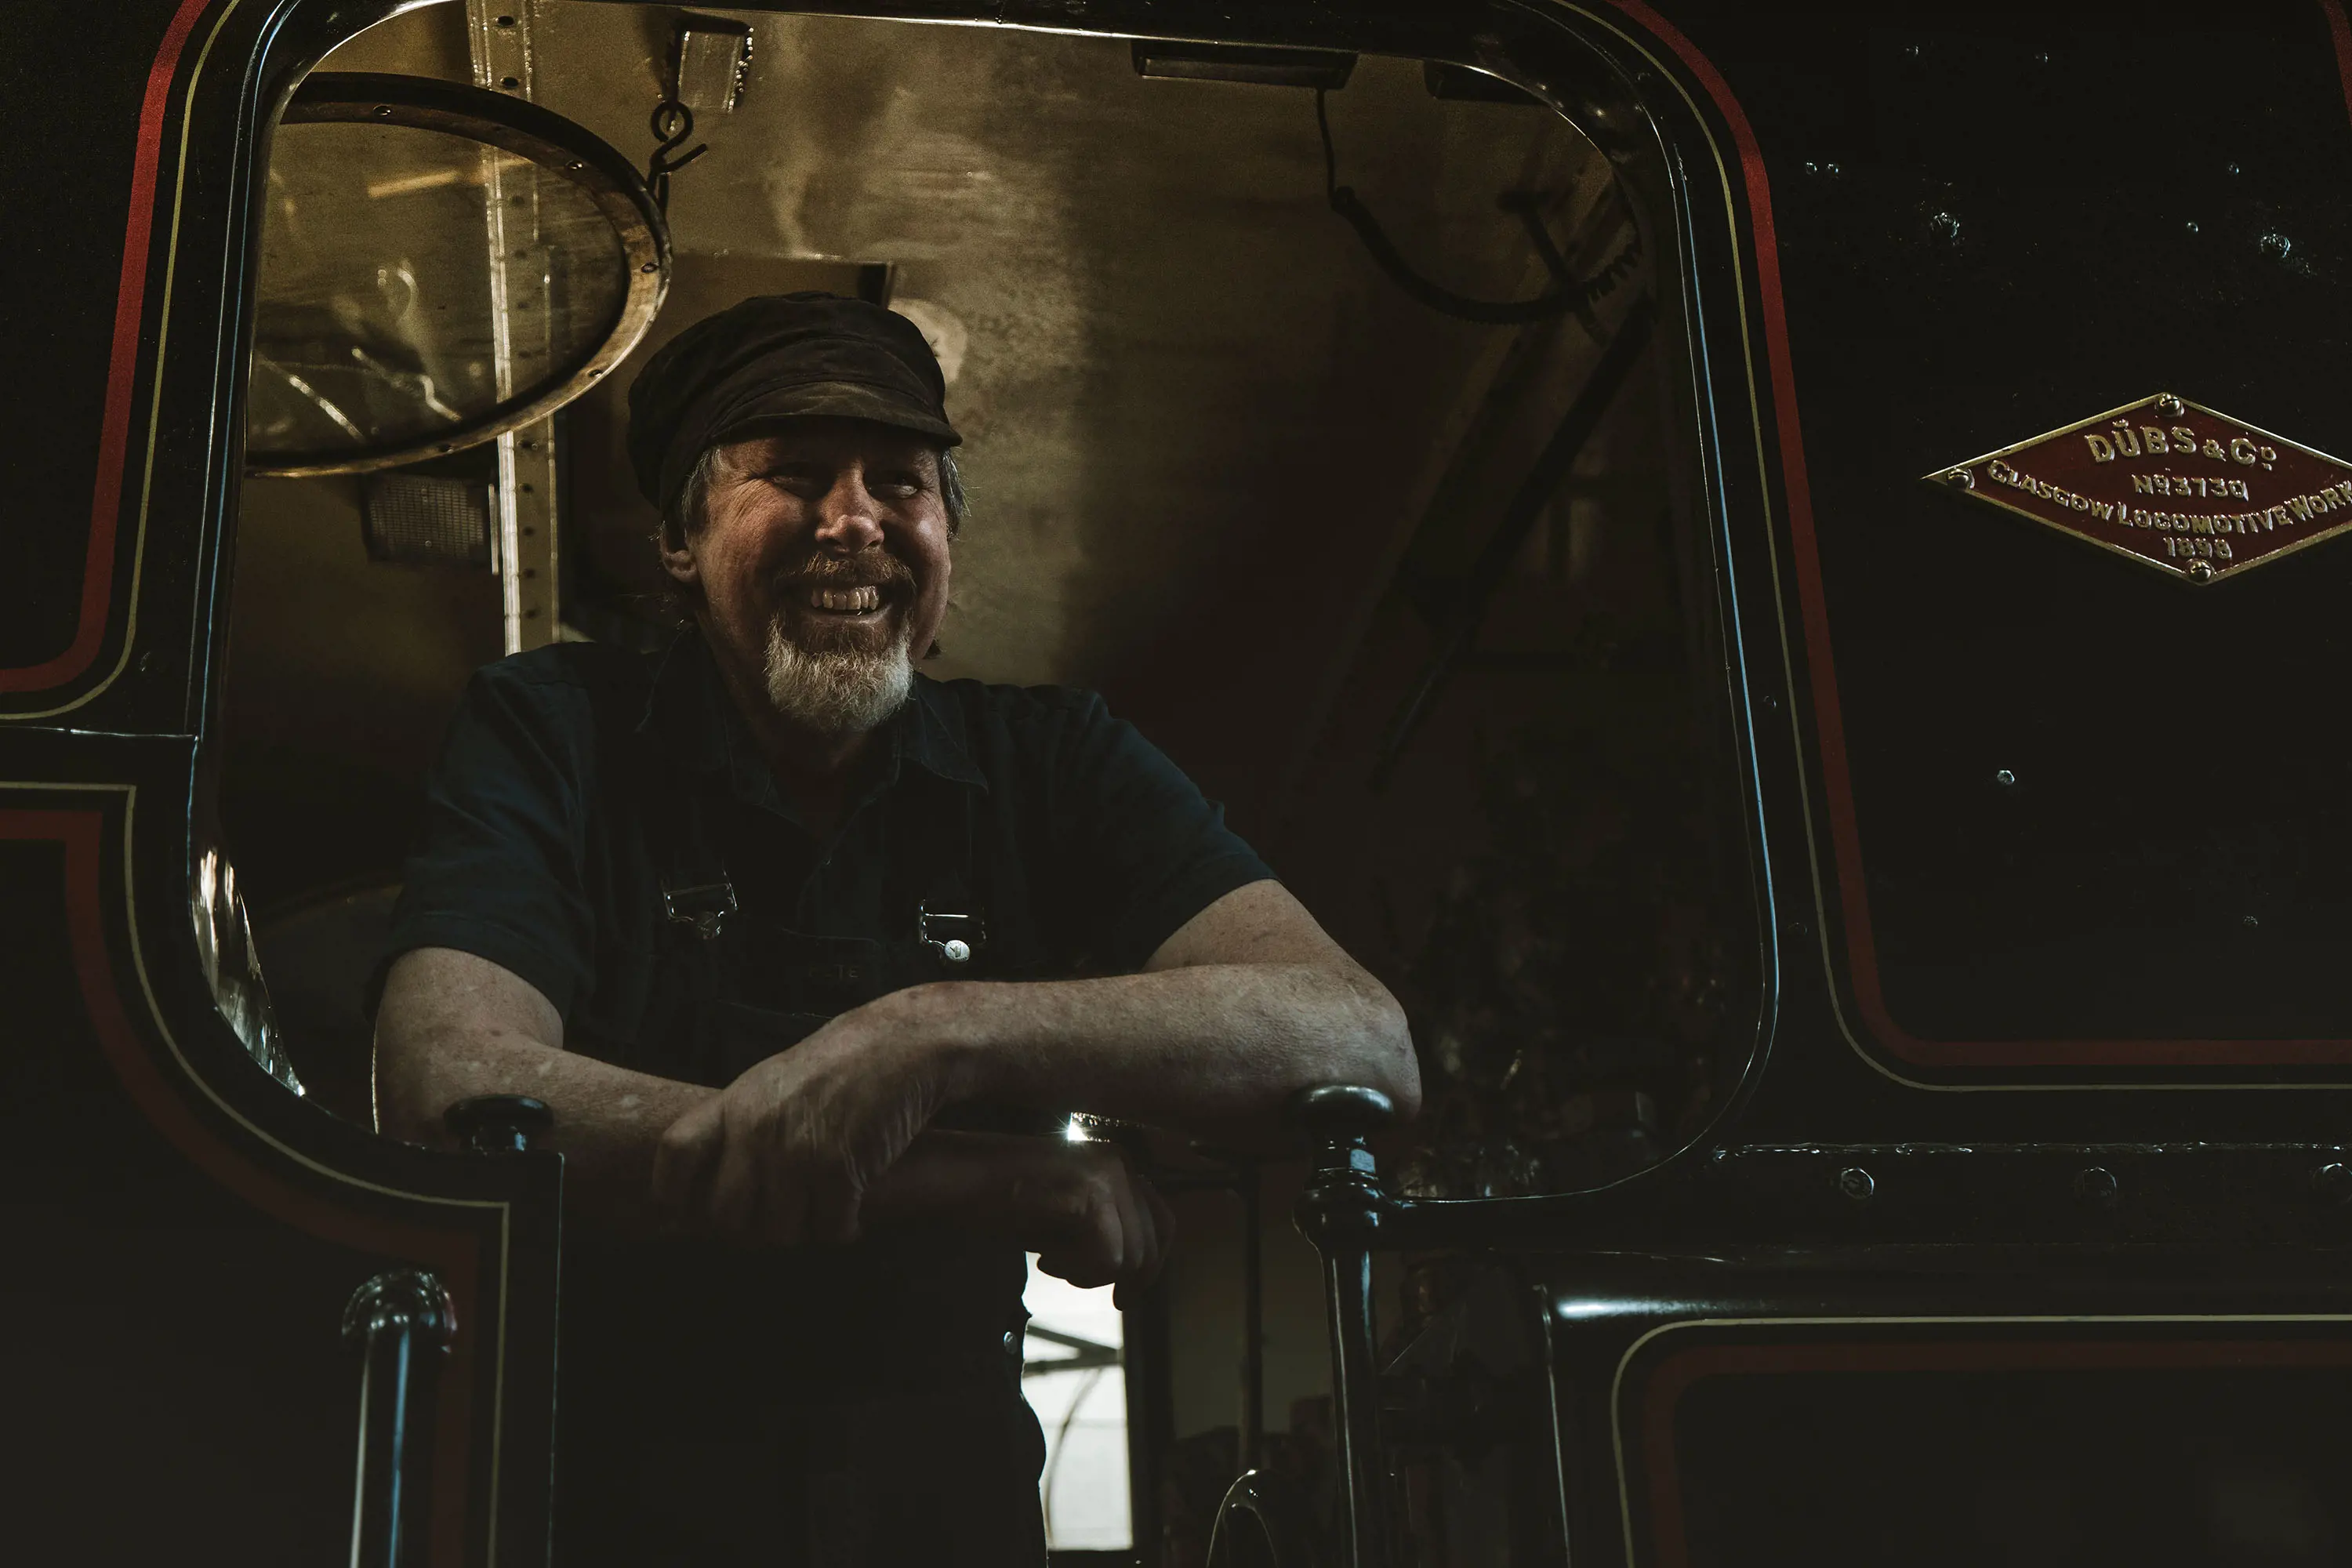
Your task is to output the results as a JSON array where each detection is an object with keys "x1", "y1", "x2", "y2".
[
  {"x1": 342, "y1": 1269, "x2": 457, "y2": 1568},
  {"x1": 1290, "y1": 1084, "x2": 1401, "y2": 1568},
  {"x1": 340, "y1": 1096, "x2": 552, "y2": 1568}
]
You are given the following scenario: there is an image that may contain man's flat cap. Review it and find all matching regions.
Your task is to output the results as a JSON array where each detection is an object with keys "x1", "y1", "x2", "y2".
[{"x1": 627, "y1": 291, "x2": 960, "y2": 518}]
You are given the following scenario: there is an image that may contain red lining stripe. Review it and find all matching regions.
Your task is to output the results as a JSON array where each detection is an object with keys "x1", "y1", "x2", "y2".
[
  {"x1": 0, "y1": 0, "x2": 215, "y2": 695},
  {"x1": 1, "y1": 805, "x2": 487, "y2": 1562},
  {"x1": 1638, "y1": 1334, "x2": 2352, "y2": 1568},
  {"x1": 1601, "y1": 0, "x2": 2352, "y2": 1070}
]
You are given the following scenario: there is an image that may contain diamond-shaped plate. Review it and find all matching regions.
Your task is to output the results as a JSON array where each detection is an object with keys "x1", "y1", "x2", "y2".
[{"x1": 1925, "y1": 394, "x2": 2352, "y2": 583}]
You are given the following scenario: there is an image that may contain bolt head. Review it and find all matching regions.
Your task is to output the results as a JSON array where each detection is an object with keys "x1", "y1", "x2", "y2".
[{"x1": 2074, "y1": 1167, "x2": 2119, "y2": 1207}]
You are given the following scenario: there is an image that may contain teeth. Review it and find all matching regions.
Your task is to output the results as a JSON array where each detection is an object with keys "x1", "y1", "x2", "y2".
[{"x1": 808, "y1": 586, "x2": 882, "y2": 612}]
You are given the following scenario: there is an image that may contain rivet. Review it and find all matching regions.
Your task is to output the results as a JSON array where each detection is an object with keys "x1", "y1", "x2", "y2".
[
  {"x1": 2074, "y1": 1167, "x2": 2118, "y2": 1207},
  {"x1": 1838, "y1": 1167, "x2": 1875, "y2": 1203},
  {"x1": 641, "y1": 261, "x2": 659, "y2": 273},
  {"x1": 1945, "y1": 467, "x2": 1974, "y2": 488},
  {"x1": 2314, "y1": 1163, "x2": 2352, "y2": 1204},
  {"x1": 373, "y1": 104, "x2": 394, "y2": 118},
  {"x1": 1994, "y1": 768, "x2": 2017, "y2": 788}
]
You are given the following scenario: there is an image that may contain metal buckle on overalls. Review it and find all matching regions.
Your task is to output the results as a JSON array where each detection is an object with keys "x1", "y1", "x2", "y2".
[
  {"x1": 662, "y1": 880, "x2": 739, "y2": 941},
  {"x1": 916, "y1": 902, "x2": 987, "y2": 966}
]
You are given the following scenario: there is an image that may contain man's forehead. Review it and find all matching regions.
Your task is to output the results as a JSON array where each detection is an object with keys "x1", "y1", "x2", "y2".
[{"x1": 719, "y1": 418, "x2": 940, "y2": 466}]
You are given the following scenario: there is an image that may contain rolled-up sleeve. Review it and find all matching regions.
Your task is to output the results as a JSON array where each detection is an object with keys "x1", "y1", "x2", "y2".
[{"x1": 370, "y1": 665, "x2": 598, "y2": 1018}]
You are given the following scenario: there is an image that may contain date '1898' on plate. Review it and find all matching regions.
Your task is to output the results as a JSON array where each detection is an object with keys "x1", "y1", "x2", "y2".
[{"x1": 1926, "y1": 393, "x2": 2352, "y2": 583}]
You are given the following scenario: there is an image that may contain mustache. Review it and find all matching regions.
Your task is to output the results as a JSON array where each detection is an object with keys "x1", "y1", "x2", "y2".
[{"x1": 773, "y1": 552, "x2": 915, "y2": 594}]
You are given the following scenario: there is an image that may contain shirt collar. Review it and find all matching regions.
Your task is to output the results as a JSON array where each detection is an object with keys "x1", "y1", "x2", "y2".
[{"x1": 637, "y1": 633, "x2": 988, "y2": 804}]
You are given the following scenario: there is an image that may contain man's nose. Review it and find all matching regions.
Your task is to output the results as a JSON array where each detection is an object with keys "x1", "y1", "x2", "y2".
[{"x1": 811, "y1": 468, "x2": 884, "y2": 549}]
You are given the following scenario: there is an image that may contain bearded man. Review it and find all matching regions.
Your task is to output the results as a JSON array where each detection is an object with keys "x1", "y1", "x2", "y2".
[{"x1": 369, "y1": 292, "x2": 1417, "y2": 1566}]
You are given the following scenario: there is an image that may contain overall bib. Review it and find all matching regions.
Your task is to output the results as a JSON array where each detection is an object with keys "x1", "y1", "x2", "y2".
[{"x1": 554, "y1": 760, "x2": 1051, "y2": 1568}]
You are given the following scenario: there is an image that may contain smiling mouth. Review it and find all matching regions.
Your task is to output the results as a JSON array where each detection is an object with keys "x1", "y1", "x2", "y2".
[{"x1": 804, "y1": 584, "x2": 886, "y2": 614}]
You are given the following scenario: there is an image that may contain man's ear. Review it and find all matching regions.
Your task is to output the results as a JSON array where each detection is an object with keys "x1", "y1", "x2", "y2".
[{"x1": 657, "y1": 520, "x2": 700, "y2": 588}]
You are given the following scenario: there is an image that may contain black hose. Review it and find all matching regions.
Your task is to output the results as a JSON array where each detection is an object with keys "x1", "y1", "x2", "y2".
[{"x1": 1316, "y1": 89, "x2": 1640, "y2": 325}]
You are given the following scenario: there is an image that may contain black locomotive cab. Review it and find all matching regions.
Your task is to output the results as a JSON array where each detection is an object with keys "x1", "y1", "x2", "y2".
[{"x1": 6, "y1": 1, "x2": 2352, "y2": 1565}]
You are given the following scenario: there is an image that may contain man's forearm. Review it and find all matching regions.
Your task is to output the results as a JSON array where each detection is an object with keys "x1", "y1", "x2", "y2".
[
  {"x1": 377, "y1": 1013, "x2": 711, "y2": 1229},
  {"x1": 891, "y1": 960, "x2": 1418, "y2": 1142}
]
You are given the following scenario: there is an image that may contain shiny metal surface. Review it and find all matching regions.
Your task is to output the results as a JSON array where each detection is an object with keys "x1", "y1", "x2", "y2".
[{"x1": 249, "y1": 72, "x2": 667, "y2": 477}]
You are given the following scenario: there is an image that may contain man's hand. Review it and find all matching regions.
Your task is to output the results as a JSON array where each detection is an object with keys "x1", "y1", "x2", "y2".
[
  {"x1": 1000, "y1": 1138, "x2": 1174, "y2": 1308},
  {"x1": 651, "y1": 999, "x2": 945, "y2": 1246},
  {"x1": 866, "y1": 1131, "x2": 1171, "y2": 1305}
]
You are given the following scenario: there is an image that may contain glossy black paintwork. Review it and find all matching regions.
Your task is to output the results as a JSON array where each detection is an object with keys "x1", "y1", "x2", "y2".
[{"x1": 11, "y1": 1, "x2": 2352, "y2": 1564}]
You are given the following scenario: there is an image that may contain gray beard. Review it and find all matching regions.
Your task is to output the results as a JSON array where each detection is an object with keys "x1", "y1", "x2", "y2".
[{"x1": 762, "y1": 617, "x2": 914, "y2": 735}]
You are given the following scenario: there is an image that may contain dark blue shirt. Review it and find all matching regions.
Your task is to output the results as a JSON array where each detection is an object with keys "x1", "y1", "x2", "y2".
[
  {"x1": 383, "y1": 633, "x2": 1274, "y2": 1079},
  {"x1": 383, "y1": 633, "x2": 1276, "y2": 1401}
]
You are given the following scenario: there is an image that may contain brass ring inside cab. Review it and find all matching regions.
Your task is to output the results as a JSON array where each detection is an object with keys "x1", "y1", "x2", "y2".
[{"x1": 247, "y1": 71, "x2": 669, "y2": 478}]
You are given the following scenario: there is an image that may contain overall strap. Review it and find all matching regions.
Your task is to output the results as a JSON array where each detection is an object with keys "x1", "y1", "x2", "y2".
[
  {"x1": 905, "y1": 776, "x2": 989, "y2": 968},
  {"x1": 646, "y1": 744, "x2": 739, "y2": 942}
]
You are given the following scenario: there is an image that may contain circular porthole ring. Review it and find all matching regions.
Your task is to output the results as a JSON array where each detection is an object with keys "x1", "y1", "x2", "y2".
[{"x1": 246, "y1": 71, "x2": 670, "y2": 478}]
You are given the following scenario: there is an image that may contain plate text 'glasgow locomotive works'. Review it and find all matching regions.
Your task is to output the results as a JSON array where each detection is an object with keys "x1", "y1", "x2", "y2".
[{"x1": 1927, "y1": 394, "x2": 2352, "y2": 583}]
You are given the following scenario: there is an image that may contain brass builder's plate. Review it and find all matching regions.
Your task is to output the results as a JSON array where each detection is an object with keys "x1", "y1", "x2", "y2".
[{"x1": 1926, "y1": 394, "x2": 2352, "y2": 583}]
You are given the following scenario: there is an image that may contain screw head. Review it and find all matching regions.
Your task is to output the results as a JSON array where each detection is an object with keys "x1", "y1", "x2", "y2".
[
  {"x1": 942, "y1": 938, "x2": 972, "y2": 964},
  {"x1": 2074, "y1": 1167, "x2": 2119, "y2": 1207},
  {"x1": 1994, "y1": 768, "x2": 2017, "y2": 788},
  {"x1": 1837, "y1": 1167, "x2": 1875, "y2": 1203},
  {"x1": 2315, "y1": 1163, "x2": 2352, "y2": 1203},
  {"x1": 1945, "y1": 467, "x2": 1974, "y2": 488},
  {"x1": 2187, "y1": 560, "x2": 2216, "y2": 583},
  {"x1": 2154, "y1": 393, "x2": 2185, "y2": 417}
]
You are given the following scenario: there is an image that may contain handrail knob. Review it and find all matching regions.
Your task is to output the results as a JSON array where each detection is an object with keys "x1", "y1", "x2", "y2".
[{"x1": 1287, "y1": 1083, "x2": 1396, "y2": 1141}]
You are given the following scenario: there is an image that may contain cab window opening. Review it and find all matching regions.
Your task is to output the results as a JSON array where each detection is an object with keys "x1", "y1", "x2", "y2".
[{"x1": 212, "y1": 4, "x2": 1752, "y2": 1559}]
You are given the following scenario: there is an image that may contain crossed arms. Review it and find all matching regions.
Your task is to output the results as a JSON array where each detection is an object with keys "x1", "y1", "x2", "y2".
[{"x1": 374, "y1": 878, "x2": 1417, "y2": 1301}]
